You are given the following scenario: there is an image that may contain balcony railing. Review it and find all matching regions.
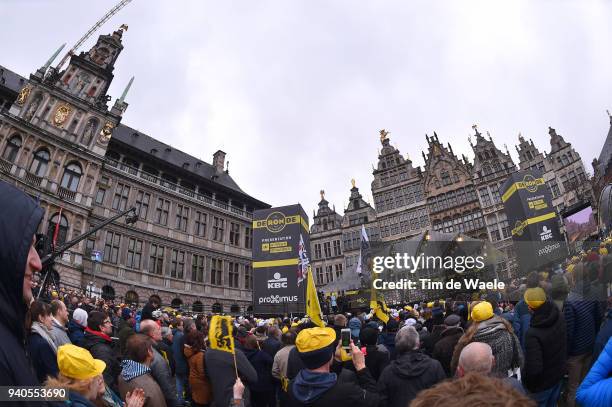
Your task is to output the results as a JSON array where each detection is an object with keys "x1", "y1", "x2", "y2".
[
  {"x1": 24, "y1": 171, "x2": 42, "y2": 187},
  {"x1": 104, "y1": 158, "x2": 253, "y2": 219},
  {"x1": 0, "y1": 158, "x2": 12, "y2": 174},
  {"x1": 57, "y1": 186, "x2": 76, "y2": 201}
]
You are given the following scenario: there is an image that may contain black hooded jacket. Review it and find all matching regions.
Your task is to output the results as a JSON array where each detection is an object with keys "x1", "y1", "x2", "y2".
[
  {"x1": 0, "y1": 181, "x2": 43, "y2": 386},
  {"x1": 523, "y1": 300, "x2": 567, "y2": 393},
  {"x1": 377, "y1": 350, "x2": 446, "y2": 407}
]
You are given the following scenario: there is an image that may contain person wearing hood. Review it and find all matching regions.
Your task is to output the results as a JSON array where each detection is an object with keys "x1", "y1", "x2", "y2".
[
  {"x1": 119, "y1": 333, "x2": 167, "y2": 407},
  {"x1": 27, "y1": 300, "x2": 59, "y2": 383},
  {"x1": 377, "y1": 326, "x2": 445, "y2": 407},
  {"x1": 521, "y1": 288, "x2": 566, "y2": 407},
  {"x1": 141, "y1": 297, "x2": 161, "y2": 323},
  {"x1": 512, "y1": 271, "x2": 540, "y2": 350},
  {"x1": 205, "y1": 329, "x2": 257, "y2": 407},
  {"x1": 243, "y1": 334, "x2": 275, "y2": 407},
  {"x1": 50, "y1": 299, "x2": 71, "y2": 347},
  {"x1": 69, "y1": 308, "x2": 88, "y2": 346},
  {"x1": 432, "y1": 314, "x2": 464, "y2": 377},
  {"x1": 81, "y1": 310, "x2": 121, "y2": 394},
  {"x1": 563, "y1": 264, "x2": 603, "y2": 407},
  {"x1": 183, "y1": 329, "x2": 211, "y2": 407},
  {"x1": 287, "y1": 327, "x2": 379, "y2": 407},
  {"x1": 118, "y1": 308, "x2": 135, "y2": 357},
  {"x1": 0, "y1": 181, "x2": 44, "y2": 387},
  {"x1": 451, "y1": 301, "x2": 523, "y2": 377}
]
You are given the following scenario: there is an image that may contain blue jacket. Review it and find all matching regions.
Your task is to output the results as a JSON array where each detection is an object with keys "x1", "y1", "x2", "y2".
[
  {"x1": 68, "y1": 320, "x2": 85, "y2": 347},
  {"x1": 511, "y1": 300, "x2": 531, "y2": 350},
  {"x1": 564, "y1": 288, "x2": 602, "y2": 356},
  {"x1": 27, "y1": 333, "x2": 59, "y2": 384},
  {"x1": 0, "y1": 181, "x2": 44, "y2": 386},
  {"x1": 67, "y1": 390, "x2": 97, "y2": 407},
  {"x1": 593, "y1": 309, "x2": 612, "y2": 360},
  {"x1": 172, "y1": 330, "x2": 188, "y2": 376},
  {"x1": 576, "y1": 337, "x2": 612, "y2": 407}
]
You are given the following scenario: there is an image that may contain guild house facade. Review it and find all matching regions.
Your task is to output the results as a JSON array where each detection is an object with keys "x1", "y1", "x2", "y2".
[
  {"x1": 0, "y1": 27, "x2": 268, "y2": 312},
  {"x1": 311, "y1": 125, "x2": 596, "y2": 289}
]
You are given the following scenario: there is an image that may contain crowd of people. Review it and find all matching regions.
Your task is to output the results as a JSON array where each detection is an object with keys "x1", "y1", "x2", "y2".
[{"x1": 1, "y1": 177, "x2": 612, "y2": 407}]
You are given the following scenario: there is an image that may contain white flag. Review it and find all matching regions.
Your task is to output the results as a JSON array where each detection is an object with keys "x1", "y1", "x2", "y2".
[{"x1": 355, "y1": 225, "x2": 370, "y2": 274}]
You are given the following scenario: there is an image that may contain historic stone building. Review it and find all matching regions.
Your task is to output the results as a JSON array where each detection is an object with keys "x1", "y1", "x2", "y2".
[
  {"x1": 516, "y1": 127, "x2": 593, "y2": 218},
  {"x1": 371, "y1": 130, "x2": 430, "y2": 241},
  {"x1": 311, "y1": 125, "x2": 595, "y2": 290},
  {"x1": 592, "y1": 114, "x2": 612, "y2": 211},
  {"x1": 422, "y1": 132, "x2": 486, "y2": 239},
  {"x1": 309, "y1": 191, "x2": 344, "y2": 286},
  {"x1": 0, "y1": 28, "x2": 268, "y2": 311},
  {"x1": 470, "y1": 126, "x2": 517, "y2": 277}
]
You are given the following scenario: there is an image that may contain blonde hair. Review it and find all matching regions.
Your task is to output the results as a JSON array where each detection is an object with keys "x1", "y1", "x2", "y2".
[{"x1": 45, "y1": 373, "x2": 96, "y2": 395}]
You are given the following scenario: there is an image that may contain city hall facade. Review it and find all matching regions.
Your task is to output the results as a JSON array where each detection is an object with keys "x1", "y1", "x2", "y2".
[{"x1": 0, "y1": 28, "x2": 268, "y2": 312}]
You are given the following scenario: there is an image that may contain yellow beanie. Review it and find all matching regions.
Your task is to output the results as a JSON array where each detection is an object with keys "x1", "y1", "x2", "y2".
[
  {"x1": 470, "y1": 301, "x2": 494, "y2": 322},
  {"x1": 282, "y1": 326, "x2": 289, "y2": 334},
  {"x1": 524, "y1": 287, "x2": 546, "y2": 309}
]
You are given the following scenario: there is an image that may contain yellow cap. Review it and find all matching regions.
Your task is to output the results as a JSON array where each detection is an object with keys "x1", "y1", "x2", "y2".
[
  {"x1": 282, "y1": 326, "x2": 289, "y2": 334},
  {"x1": 524, "y1": 287, "x2": 546, "y2": 309},
  {"x1": 296, "y1": 327, "x2": 336, "y2": 353},
  {"x1": 404, "y1": 305, "x2": 413, "y2": 311},
  {"x1": 291, "y1": 322, "x2": 299, "y2": 328},
  {"x1": 470, "y1": 301, "x2": 494, "y2": 322},
  {"x1": 599, "y1": 248, "x2": 608, "y2": 255},
  {"x1": 57, "y1": 344, "x2": 106, "y2": 380},
  {"x1": 427, "y1": 302, "x2": 434, "y2": 308}
]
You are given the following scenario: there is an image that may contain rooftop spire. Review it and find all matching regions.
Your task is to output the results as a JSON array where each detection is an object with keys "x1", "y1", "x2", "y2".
[
  {"x1": 36, "y1": 43, "x2": 66, "y2": 77},
  {"x1": 119, "y1": 76, "x2": 135, "y2": 104}
]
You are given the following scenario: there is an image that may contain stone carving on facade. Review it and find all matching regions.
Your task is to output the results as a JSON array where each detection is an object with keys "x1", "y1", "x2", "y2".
[
  {"x1": 98, "y1": 121, "x2": 114, "y2": 144},
  {"x1": 24, "y1": 93, "x2": 42, "y2": 121},
  {"x1": 16, "y1": 85, "x2": 32, "y2": 106},
  {"x1": 53, "y1": 104, "x2": 72, "y2": 127}
]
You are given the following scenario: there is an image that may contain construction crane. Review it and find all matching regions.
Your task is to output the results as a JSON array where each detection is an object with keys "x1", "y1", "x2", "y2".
[{"x1": 55, "y1": 0, "x2": 134, "y2": 70}]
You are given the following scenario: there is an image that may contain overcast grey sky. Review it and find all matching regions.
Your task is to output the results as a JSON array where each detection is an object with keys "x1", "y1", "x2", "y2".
[{"x1": 2, "y1": 0, "x2": 611, "y2": 218}]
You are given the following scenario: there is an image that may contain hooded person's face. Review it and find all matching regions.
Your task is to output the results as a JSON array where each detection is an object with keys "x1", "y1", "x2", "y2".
[{"x1": 23, "y1": 236, "x2": 42, "y2": 304}]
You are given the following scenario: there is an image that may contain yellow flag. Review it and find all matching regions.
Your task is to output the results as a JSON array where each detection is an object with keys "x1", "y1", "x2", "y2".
[
  {"x1": 306, "y1": 265, "x2": 324, "y2": 327},
  {"x1": 370, "y1": 288, "x2": 389, "y2": 324},
  {"x1": 209, "y1": 315, "x2": 235, "y2": 353}
]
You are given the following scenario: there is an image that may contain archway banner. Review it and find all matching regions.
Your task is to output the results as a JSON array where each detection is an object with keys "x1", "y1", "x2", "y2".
[
  {"x1": 252, "y1": 204, "x2": 309, "y2": 314},
  {"x1": 501, "y1": 169, "x2": 567, "y2": 275}
]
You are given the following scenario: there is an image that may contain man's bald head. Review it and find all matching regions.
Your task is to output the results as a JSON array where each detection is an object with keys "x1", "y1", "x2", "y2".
[
  {"x1": 457, "y1": 342, "x2": 494, "y2": 377},
  {"x1": 140, "y1": 319, "x2": 162, "y2": 341}
]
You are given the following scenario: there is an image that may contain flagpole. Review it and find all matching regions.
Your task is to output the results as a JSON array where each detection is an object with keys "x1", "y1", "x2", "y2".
[{"x1": 232, "y1": 344, "x2": 239, "y2": 378}]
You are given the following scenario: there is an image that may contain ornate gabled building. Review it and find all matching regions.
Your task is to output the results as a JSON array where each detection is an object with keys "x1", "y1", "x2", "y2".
[
  {"x1": 470, "y1": 126, "x2": 517, "y2": 276},
  {"x1": 341, "y1": 180, "x2": 380, "y2": 275},
  {"x1": 0, "y1": 27, "x2": 268, "y2": 311},
  {"x1": 310, "y1": 191, "x2": 344, "y2": 286},
  {"x1": 423, "y1": 132, "x2": 486, "y2": 239},
  {"x1": 371, "y1": 130, "x2": 429, "y2": 241},
  {"x1": 516, "y1": 127, "x2": 592, "y2": 217},
  {"x1": 592, "y1": 113, "x2": 612, "y2": 205}
]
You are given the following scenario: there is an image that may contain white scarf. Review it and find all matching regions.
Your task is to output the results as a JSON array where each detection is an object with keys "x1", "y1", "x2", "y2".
[{"x1": 31, "y1": 321, "x2": 58, "y2": 354}]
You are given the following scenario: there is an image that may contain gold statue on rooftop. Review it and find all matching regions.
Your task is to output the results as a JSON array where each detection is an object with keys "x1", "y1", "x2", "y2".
[
  {"x1": 379, "y1": 129, "x2": 389, "y2": 141},
  {"x1": 351, "y1": 179, "x2": 356, "y2": 188}
]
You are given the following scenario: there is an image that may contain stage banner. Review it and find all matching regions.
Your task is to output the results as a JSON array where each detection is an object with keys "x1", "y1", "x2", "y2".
[
  {"x1": 501, "y1": 169, "x2": 567, "y2": 275},
  {"x1": 252, "y1": 204, "x2": 309, "y2": 314}
]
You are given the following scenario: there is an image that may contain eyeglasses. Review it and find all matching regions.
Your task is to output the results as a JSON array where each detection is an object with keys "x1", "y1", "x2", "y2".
[{"x1": 103, "y1": 320, "x2": 112, "y2": 324}]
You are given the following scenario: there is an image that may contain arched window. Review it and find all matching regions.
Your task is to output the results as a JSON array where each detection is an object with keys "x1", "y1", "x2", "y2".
[
  {"x1": 60, "y1": 162, "x2": 82, "y2": 192},
  {"x1": 230, "y1": 304, "x2": 240, "y2": 313},
  {"x1": 192, "y1": 301, "x2": 203, "y2": 313},
  {"x1": 482, "y1": 164, "x2": 492, "y2": 176},
  {"x1": 29, "y1": 149, "x2": 50, "y2": 177},
  {"x1": 82, "y1": 118, "x2": 99, "y2": 145},
  {"x1": 47, "y1": 212, "x2": 68, "y2": 246},
  {"x1": 102, "y1": 285, "x2": 115, "y2": 300},
  {"x1": 212, "y1": 302, "x2": 223, "y2": 313},
  {"x1": 125, "y1": 290, "x2": 139, "y2": 306},
  {"x1": 2, "y1": 135, "x2": 22, "y2": 163},
  {"x1": 171, "y1": 298, "x2": 183, "y2": 309}
]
